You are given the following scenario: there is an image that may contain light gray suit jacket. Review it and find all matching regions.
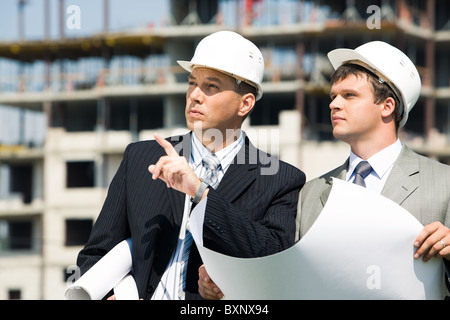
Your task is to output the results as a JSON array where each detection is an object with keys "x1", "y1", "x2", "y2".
[
  {"x1": 296, "y1": 145, "x2": 450, "y2": 298},
  {"x1": 298, "y1": 145, "x2": 450, "y2": 237}
]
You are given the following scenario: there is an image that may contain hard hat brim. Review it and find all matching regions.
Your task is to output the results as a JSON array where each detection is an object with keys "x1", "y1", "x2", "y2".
[
  {"x1": 177, "y1": 60, "x2": 195, "y2": 73},
  {"x1": 328, "y1": 48, "x2": 379, "y2": 77},
  {"x1": 177, "y1": 60, "x2": 263, "y2": 100}
]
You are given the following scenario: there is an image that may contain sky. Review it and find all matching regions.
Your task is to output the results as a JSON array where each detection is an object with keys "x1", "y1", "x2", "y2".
[{"x1": 0, "y1": 0, "x2": 170, "y2": 41}]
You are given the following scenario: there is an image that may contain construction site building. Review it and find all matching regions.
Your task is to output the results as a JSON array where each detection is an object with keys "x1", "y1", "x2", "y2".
[{"x1": 0, "y1": 0, "x2": 449, "y2": 299}]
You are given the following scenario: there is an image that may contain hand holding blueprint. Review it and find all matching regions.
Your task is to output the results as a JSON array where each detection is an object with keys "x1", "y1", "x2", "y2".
[{"x1": 190, "y1": 178, "x2": 444, "y2": 299}]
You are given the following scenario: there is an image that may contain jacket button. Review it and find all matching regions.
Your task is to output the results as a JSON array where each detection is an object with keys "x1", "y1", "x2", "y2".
[{"x1": 147, "y1": 285, "x2": 155, "y2": 294}]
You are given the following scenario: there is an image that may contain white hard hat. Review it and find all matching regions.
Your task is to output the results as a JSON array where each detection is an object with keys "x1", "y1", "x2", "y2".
[
  {"x1": 178, "y1": 31, "x2": 264, "y2": 100},
  {"x1": 327, "y1": 41, "x2": 421, "y2": 128}
]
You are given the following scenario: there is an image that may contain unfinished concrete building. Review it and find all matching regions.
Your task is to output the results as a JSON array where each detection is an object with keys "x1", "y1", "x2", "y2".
[{"x1": 0, "y1": 0, "x2": 449, "y2": 299}]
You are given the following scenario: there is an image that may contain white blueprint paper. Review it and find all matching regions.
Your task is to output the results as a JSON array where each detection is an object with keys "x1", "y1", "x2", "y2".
[
  {"x1": 190, "y1": 178, "x2": 443, "y2": 300},
  {"x1": 114, "y1": 274, "x2": 139, "y2": 300},
  {"x1": 65, "y1": 239, "x2": 137, "y2": 300}
]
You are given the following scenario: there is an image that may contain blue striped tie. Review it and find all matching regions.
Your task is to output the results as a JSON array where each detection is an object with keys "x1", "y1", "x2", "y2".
[
  {"x1": 178, "y1": 230, "x2": 193, "y2": 299},
  {"x1": 178, "y1": 154, "x2": 221, "y2": 299}
]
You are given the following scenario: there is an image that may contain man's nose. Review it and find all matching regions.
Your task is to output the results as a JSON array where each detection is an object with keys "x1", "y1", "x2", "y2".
[
  {"x1": 190, "y1": 86, "x2": 204, "y2": 103},
  {"x1": 329, "y1": 96, "x2": 343, "y2": 110}
]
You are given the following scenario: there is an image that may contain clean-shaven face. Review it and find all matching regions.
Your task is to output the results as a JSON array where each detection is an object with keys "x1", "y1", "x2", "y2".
[
  {"x1": 185, "y1": 67, "x2": 243, "y2": 135},
  {"x1": 329, "y1": 73, "x2": 384, "y2": 145}
]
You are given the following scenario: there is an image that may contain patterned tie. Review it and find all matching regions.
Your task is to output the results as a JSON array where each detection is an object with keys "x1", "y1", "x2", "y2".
[
  {"x1": 200, "y1": 154, "x2": 222, "y2": 189},
  {"x1": 178, "y1": 153, "x2": 221, "y2": 299},
  {"x1": 352, "y1": 161, "x2": 373, "y2": 188}
]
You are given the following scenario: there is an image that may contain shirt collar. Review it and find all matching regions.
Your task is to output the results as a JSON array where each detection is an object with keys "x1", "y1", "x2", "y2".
[
  {"x1": 348, "y1": 139, "x2": 403, "y2": 180},
  {"x1": 190, "y1": 131, "x2": 244, "y2": 172}
]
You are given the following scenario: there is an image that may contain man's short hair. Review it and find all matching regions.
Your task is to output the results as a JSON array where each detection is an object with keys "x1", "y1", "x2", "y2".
[
  {"x1": 234, "y1": 80, "x2": 258, "y2": 99},
  {"x1": 233, "y1": 80, "x2": 258, "y2": 121}
]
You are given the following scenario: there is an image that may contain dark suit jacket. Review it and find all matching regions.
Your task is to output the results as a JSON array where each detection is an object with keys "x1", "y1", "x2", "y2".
[{"x1": 77, "y1": 132, "x2": 305, "y2": 299}]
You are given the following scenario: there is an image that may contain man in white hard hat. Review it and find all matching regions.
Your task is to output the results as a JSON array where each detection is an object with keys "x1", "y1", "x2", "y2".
[
  {"x1": 295, "y1": 41, "x2": 450, "y2": 298},
  {"x1": 199, "y1": 41, "x2": 450, "y2": 299},
  {"x1": 77, "y1": 31, "x2": 305, "y2": 300}
]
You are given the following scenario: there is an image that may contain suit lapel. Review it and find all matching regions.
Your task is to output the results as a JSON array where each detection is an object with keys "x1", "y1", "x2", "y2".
[
  {"x1": 381, "y1": 146, "x2": 419, "y2": 205},
  {"x1": 319, "y1": 161, "x2": 348, "y2": 207},
  {"x1": 319, "y1": 182, "x2": 332, "y2": 207},
  {"x1": 316, "y1": 146, "x2": 418, "y2": 221},
  {"x1": 216, "y1": 136, "x2": 258, "y2": 202}
]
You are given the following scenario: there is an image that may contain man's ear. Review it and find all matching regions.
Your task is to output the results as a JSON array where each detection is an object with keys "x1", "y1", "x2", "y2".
[
  {"x1": 238, "y1": 93, "x2": 256, "y2": 118},
  {"x1": 380, "y1": 96, "x2": 396, "y2": 120}
]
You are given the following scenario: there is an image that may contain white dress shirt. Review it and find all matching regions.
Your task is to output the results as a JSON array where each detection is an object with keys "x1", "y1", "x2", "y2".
[
  {"x1": 151, "y1": 131, "x2": 244, "y2": 300},
  {"x1": 346, "y1": 139, "x2": 403, "y2": 194}
]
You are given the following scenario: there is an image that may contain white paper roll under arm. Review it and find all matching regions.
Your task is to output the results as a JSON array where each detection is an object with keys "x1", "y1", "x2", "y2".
[
  {"x1": 113, "y1": 274, "x2": 139, "y2": 300},
  {"x1": 65, "y1": 239, "x2": 133, "y2": 300}
]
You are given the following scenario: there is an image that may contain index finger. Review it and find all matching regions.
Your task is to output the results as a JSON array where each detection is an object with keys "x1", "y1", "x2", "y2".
[{"x1": 154, "y1": 133, "x2": 178, "y2": 157}]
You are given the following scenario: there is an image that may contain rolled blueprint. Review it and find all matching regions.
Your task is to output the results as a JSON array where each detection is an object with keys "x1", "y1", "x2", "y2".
[
  {"x1": 65, "y1": 239, "x2": 135, "y2": 300},
  {"x1": 114, "y1": 274, "x2": 139, "y2": 300}
]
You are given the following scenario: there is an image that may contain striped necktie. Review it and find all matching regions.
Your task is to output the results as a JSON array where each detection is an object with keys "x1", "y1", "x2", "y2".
[{"x1": 178, "y1": 153, "x2": 221, "y2": 299}]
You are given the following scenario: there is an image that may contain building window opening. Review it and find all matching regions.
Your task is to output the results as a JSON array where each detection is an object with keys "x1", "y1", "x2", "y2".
[
  {"x1": 65, "y1": 218, "x2": 93, "y2": 246},
  {"x1": 0, "y1": 220, "x2": 33, "y2": 251},
  {"x1": 66, "y1": 161, "x2": 95, "y2": 188},
  {"x1": 8, "y1": 289, "x2": 21, "y2": 300},
  {"x1": 9, "y1": 164, "x2": 33, "y2": 204}
]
